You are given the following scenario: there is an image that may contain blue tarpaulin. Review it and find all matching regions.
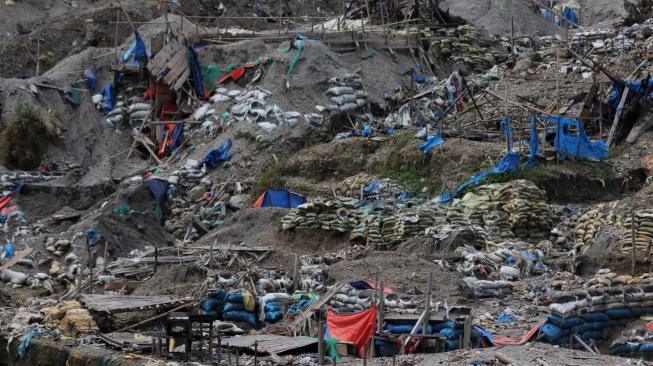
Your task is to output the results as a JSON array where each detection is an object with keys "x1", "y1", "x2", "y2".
[
  {"x1": 419, "y1": 134, "x2": 445, "y2": 155},
  {"x1": 539, "y1": 115, "x2": 608, "y2": 161},
  {"x1": 253, "y1": 189, "x2": 306, "y2": 208},
  {"x1": 204, "y1": 139, "x2": 234, "y2": 168},
  {"x1": 87, "y1": 229, "x2": 101, "y2": 247},
  {"x1": 435, "y1": 151, "x2": 520, "y2": 204},
  {"x1": 187, "y1": 45, "x2": 205, "y2": 96},
  {"x1": 362, "y1": 124, "x2": 373, "y2": 137},
  {"x1": 527, "y1": 116, "x2": 539, "y2": 166},
  {"x1": 145, "y1": 179, "x2": 171, "y2": 204},
  {"x1": 122, "y1": 31, "x2": 147, "y2": 65},
  {"x1": 363, "y1": 181, "x2": 381, "y2": 196},
  {"x1": 101, "y1": 84, "x2": 114, "y2": 111},
  {"x1": 501, "y1": 116, "x2": 512, "y2": 150}
]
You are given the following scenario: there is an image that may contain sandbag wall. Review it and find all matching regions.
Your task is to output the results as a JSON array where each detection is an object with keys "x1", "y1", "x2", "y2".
[
  {"x1": 325, "y1": 74, "x2": 368, "y2": 113},
  {"x1": 200, "y1": 289, "x2": 260, "y2": 328},
  {"x1": 281, "y1": 198, "x2": 364, "y2": 233},
  {"x1": 620, "y1": 209, "x2": 653, "y2": 255},
  {"x1": 541, "y1": 285, "x2": 653, "y2": 348},
  {"x1": 610, "y1": 327, "x2": 653, "y2": 355},
  {"x1": 328, "y1": 284, "x2": 418, "y2": 314},
  {"x1": 381, "y1": 208, "x2": 437, "y2": 242}
]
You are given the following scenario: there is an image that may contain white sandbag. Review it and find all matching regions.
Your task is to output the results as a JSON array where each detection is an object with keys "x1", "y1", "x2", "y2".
[
  {"x1": 227, "y1": 90, "x2": 242, "y2": 98},
  {"x1": 107, "y1": 108, "x2": 124, "y2": 117},
  {"x1": 331, "y1": 94, "x2": 357, "y2": 105},
  {"x1": 129, "y1": 110, "x2": 150, "y2": 120},
  {"x1": 499, "y1": 266, "x2": 520, "y2": 281},
  {"x1": 193, "y1": 104, "x2": 210, "y2": 120},
  {"x1": 106, "y1": 115, "x2": 123, "y2": 124},
  {"x1": 338, "y1": 103, "x2": 359, "y2": 112},
  {"x1": 128, "y1": 103, "x2": 151, "y2": 113},
  {"x1": 92, "y1": 94, "x2": 103, "y2": 104},
  {"x1": 326, "y1": 86, "x2": 355, "y2": 96},
  {"x1": 258, "y1": 122, "x2": 277, "y2": 133},
  {"x1": 284, "y1": 111, "x2": 302, "y2": 119},
  {"x1": 2, "y1": 269, "x2": 27, "y2": 284},
  {"x1": 210, "y1": 94, "x2": 231, "y2": 103}
]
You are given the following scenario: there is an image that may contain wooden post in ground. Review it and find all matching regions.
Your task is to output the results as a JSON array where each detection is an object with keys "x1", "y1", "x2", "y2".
[
  {"x1": 423, "y1": 272, "x2": 432, "y2": 335},
  {"x1": 36, "y1": 39, "x2": 40, "y2": 77},
  {"x1": 632, "y1": 210, "x2": 637, "y2": 275},
  {"x1": 318, "y1": 320, "x2": 325, "y2": 366},
  {"x1": 292, "y1": 254, "x2": 300, "y2": 292}
]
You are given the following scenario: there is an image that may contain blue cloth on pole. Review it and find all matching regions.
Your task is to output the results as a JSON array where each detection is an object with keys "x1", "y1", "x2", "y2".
[
  {"x1": 85, "y1": 69, "x2": 97, "y2": 92},
  {"x1": 538, "y1": 115, "x2": 607, "y2": 161},
  {"x1": 562, "y1": 6, "x2": 578, "y2": 25},
  {"x1": 204, "y1": 138, "x2": 234, "y2": 168},
  {"x1": 526, "y1": 116, "x2": 539, "y2": 166},
  {"x1": 122, "y1": 31, "x2": 147, "y2": 65},
  {"x1": 187, "y1": 45, "x2": 205, "y2": 96},
  {"x1": 501, "y1": 115, "x2": 512, "y2": 148},
  {"x1": 419, "y1": 134, "x2": 445, "y2": 155},
  {"x1": 362, "y1": 124, "x2": 373, "y2": 137},
  {"x1": 101, "y1": 84, "x2": 114, "y2": 111},
  {"x1": 145, "y1": 179, "x2": 171, "y2": 204}
]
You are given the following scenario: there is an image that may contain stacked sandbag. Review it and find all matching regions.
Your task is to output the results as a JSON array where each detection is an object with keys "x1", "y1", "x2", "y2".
[
  {"x1": 620, "y1": 209, "x2": 653, "y2": 255},
  {"x1": 127, "y1": 100, "x2": 151, "y2": 125},
  {"x1": 105, "y1": 101, "x2": 126, "y2": 126},
  {"x1": 542, "y1": 285, "x2": 653, "y2": 347},
  {"x1": 461, "y1": 277, "x2": 513, "y2": 298},
  {"x1": 46, "y1": 300, "x2": 99, "y2": 338},
  {"x1": 610, "y1": 326, "x2": 653, "y2": 355},
  {"x1": 200, "y1": 289, "x2": 226, "y2": 319},
  {"x1": 257, "y1": 275, "x2": 292, "y2": 293},
  {"x1": 328, "y1": 284, "x2": 417, "y2": 314},
  {"x1": 281, "y1": 198, "x2": 363, "y2": 233},
  {"x1": 491, "y1": 180, "x2": 552, "y2": 241},
  {"x1": 575, "y1": 209, "x2": 607, "y2": 254},
  {"x1": 586, "y1": 269, "x2": 653, "y2": 289},
  {"x1": 44, "y1": 238, "x2": 72, "y2": 256},
  {"x1": 430, "y1": 25, "x2": 506, "y2": 72},
  {"x1": 481, "y1": 205, "x2": 514, "y2": 241},
  {"x1": 222, "y1": 290, "x2": 259, "y2": 328},
  {"x1": 326, "y1": 74, "x2": 368, "y2": 112},
  {"x1": 382, "y1": 208, "x2": 436, "y2": 241},
  {"x1": 427, "y1": 224, "x2": 489, "y2": 250},
  {"x1": 350, "y1": 214, "x2": 383, "y2": 243},
  {"x1": 259, "y1": 293, "x2": 293, "y2": 324}
]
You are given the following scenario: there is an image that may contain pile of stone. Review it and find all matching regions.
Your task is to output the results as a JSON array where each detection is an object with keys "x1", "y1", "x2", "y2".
[
  {"x1": 44, "y1": 238, "x2": 72, "y2": 256},
  {"x1": 325, "y1": 74, "x2": 368, "y2": 113},
  {"x1": 281, "y1": 198, "x2": 362, "y2": 233},
  {"x1": 381, "y1": 208, "x2": 437, "y2": 242},
  {"x1": 620, "y1": 209, "x2": 653, "y2": 255},
  {"x1": 46, "y1": 300, "x2": 99, "y2": 338},
  {"x1": 586, "y1": 269, "x2": 653, "y2": 289},
  {"x1": 430, "y1": 25, "x2": 506, "y2": 71}
]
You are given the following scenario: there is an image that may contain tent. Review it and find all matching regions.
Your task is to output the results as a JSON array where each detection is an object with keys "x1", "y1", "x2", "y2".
[
  {"x1": 253, "y1": 189, "x2": 305, "y2": 208},
  {"x1": 326, "y1": 306, "x2": 377, "y2": 358}
]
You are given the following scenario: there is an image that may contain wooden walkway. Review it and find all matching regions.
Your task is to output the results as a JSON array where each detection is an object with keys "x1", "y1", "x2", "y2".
[{"x1": 79, "y1": 294, "x2": 190, "y2": 314}]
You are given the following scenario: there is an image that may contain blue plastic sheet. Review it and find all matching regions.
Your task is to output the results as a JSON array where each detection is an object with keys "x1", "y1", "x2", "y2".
[
  {"x1": 204, "y1": 139, "x2": 234, "y2": 168},
  {"x1": 539, "y1": 115, "x2": 607, "y2": 161},
  {"x1": 4, "y1": 242, "x2": 14, "y2": 258},
  {"x1": 501, "y1": 116, "x2": 512, "y2": 149},
  {"x1": 145, "y1": 179, "x2": 171, "y2": 204},
  {"x1": 419, "y1": 134, "x2": 445, "y2": 155},
  {"x1": 17, "y1": 329, "x2": 39, "y2": 359},
  {"x1": 101, "y1": 84, "x2": 114, "y2": 111},
  {"x1": 362, "y1": 124, "x2": 373, "y2": 137},
  {"x1": 288, "y1": 299, "x2": 314, "y2": 315},
  {"x1": 436, "y1": 151, "x2": 520, "y2": 204},
  {"x1": 85, "y1": 69, "x2": 97, "y2": 92},
  {"x1": 187, "y1": 45, "x2": 205, "y2": 96},
  {"x1": 122, "y1": 31, "x2": 147, "y2": 65},
  {"x1": 526, "y1": 116, "x2": 539, "y2": 166},
  {"x1": 363, "y1": 182, "x2": 381, "y2": 196}
]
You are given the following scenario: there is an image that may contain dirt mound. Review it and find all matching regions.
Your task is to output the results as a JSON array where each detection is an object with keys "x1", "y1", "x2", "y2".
[
  {"x1": 439, "y1": 0, "x2": 557, "y2": 36},
  {"x1": 327, "y1": 251, "x2": 462, "y2": 297}
]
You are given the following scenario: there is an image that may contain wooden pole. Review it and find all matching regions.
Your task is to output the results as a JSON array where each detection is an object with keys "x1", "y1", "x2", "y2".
[
  {"x1": 114, "y1": 7, "x2": 120, "y2": 64},
  {"x1": 423, "y1": 272, "x2": 432, "y2": 335},
  {"x1": 36, "y1": 39, "x2": 40, "y2": 77},
  {"x1": 377, "y1": 279, "x2": 384, "y2": 334},
  {"x1": 632, "y1": 210, "x2": 637, "y2": 275},
  {"x1": 318, "y1": 320, "x2": 325, "y2": 366},
  {"x1": 292, "y1": 254, "x2": 300, "y2": 292}
]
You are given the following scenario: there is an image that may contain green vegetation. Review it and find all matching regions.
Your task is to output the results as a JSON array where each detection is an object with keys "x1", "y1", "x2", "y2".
[
  {"x1": 0, "y1": 103, "x2": 55, "y2": 170},
  {"x1": 253, "y1": 161, "x2": 286, "y2": 199}
]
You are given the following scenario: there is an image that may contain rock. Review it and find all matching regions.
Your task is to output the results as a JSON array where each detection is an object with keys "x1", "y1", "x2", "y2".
[
  {"x1": 229, "y1": 194, "x2": 249, "y2": 209},
  {"x1": 186, "y1": 185, "x2": 206, "y2": 202}
]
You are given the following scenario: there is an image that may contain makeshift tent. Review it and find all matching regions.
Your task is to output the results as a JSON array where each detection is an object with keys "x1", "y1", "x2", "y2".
[
  {"x1": 538, "y1": 115, "x2": 608, "y2": 161},
  {"x1": 204, "y1": 139, "x2": 234, "y2": 169},
  {"x1": 326, "y1": 306, "x2": 377, "y2": 358},
  {"x1": 253, "y1": 189, "x2": 305, "y2": 208}
]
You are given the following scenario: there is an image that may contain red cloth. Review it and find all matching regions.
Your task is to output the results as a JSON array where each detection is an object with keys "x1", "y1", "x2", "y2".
[
  {"x1": 326, "y1": 306, "x2": 377, "y2": 358},
  {"x1": 218, "y1": 67, "x2": 246, "y2": 85},
  {"x1": 493, "y1": 322, "x2": 543, "y2": 346},
  {"x1": 0, "y1": 192, "x2": 18, "y2": 211},
  {"x1": 252, "y1": 192, "x2": 265, "y2": 208}
]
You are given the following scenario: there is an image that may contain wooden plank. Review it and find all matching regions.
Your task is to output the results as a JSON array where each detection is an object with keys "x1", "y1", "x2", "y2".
[
  {"x1": 606, "y1": 88, "x2": 629, "y2": 149},
  {"x1": 0, "y1": 248, "x2": 34, "y2": 271},
  {"x1": 173, "y1": 69, "x2": 191, "y2": 91},
  {"x1": 162, "y1": 51, "x2": 189, "y2": 84}
]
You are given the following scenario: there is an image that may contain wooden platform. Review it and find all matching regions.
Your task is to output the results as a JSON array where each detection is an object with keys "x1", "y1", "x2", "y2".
[
  {"x1": 222, "y1": 334, "x2": 317, "y2": 354},
  {"x1": 79, "y1": 294, "x2": 190, "y2": 314}
]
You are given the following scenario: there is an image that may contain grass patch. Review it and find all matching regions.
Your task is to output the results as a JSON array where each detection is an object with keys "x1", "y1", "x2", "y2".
[
  {"x1": 0, "y1": 103, "x2": 56, "y2": 170},
  {"x1": 253, "y1": 161, "x2": 286, "y2": 200},
  {"x1": 609, "y1": 142, "x2": 631, "y2": 159}
]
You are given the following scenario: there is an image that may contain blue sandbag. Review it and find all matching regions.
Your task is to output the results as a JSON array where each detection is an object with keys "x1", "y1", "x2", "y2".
[
  {"x1": 224, "y1": 302, "x2": 245, "y2": 312},
  {"x1": 445, "y1": 339, "x2": 459, "y2": 351},
  {"x1": 631, "y1": 307, "x2": 653, "y2": 316},
  {"x1": 590, "y1": 321, "x2": 609, "y2": 330},
  {"x1": 225, "y1": 291, "x2": 244, "y2": 303},
  {"x1": 386, "y1": 324, "x2": 417, "y2": 334},
  {"x1": 572, "y1": 323, "x2": 593, "y2": 334},
  {"x1": 583, "y1": 312, "x2": 609, "y2": 322},
  {"x1": 209, "y1": 289, "x2": 227, "y2": 301},
  {"x1": 439, "y1": 328, "x2": 464, "y2": 339},
  {"x1": 611, "y1": 342, "x2": 640, "y2": 355},
  {"x1": 450, "y1": 321, "x2": 465, "y2": 330},
  {"x1": 605, "y1": 320, "x2": 620, "y2": 328},
  {"x1": 265, "y1": 302, "x2": 282, "y2": 312},
  {"x1": 547, "y1": 314, "x2": 583, "y2": 329},
  {"x1": 200, "y1": 299, "x2": 222, "y2": 312},
  {"x1": 432, "y1": 321, "x2": 455, "y2": 332},
  {"x1": 541, "y1": 323, "x2": 570, "y2": 343},
  {"x1": 201, "y1": 310, "x2": 221, "y2": 319},
  {"x1": 224, "y1": 310, "x2": 257, "y2": 327},
  {"x1": 606, "y1": 308, "x2": 633, "y2": 320},
  {"x1": 640, "y1": 343, "x2": 653, "y2": 352},
  {"x1": 581, "y1": 330, "x2": 604, "y2": 341},
  {"x1": 618, "y1": 318, "x2": 632, "y2": 325},
  {"x1": 265, "y1": 310, "x2": 283, "y2": 323}
]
